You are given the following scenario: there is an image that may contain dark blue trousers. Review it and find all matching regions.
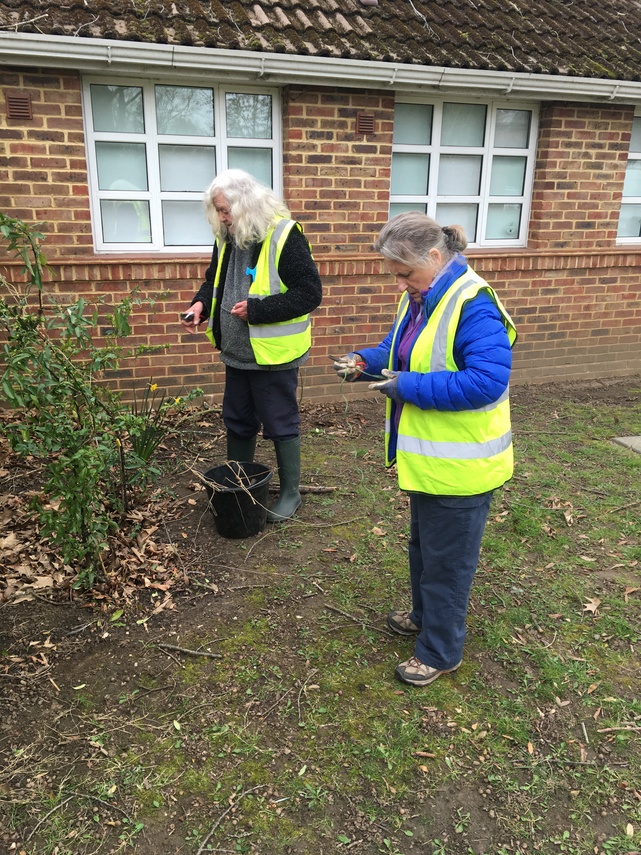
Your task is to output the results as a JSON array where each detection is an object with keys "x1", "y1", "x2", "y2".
[
  {"x1": 407, "y1": 490, "x2": 493, "y2": 671},
  {"x1": 222, "y1": 365, "x2": 300, "y2": 442}
]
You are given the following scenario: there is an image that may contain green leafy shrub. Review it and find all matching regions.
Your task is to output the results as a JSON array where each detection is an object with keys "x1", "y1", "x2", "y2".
[{"x1": 0, "y1": 212, "x2": 200, "y2": 587}]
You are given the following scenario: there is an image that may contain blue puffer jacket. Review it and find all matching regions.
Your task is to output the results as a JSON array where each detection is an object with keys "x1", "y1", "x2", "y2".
[{"x1": 355, "y1": 255, "x2": 513, "y2": 412}]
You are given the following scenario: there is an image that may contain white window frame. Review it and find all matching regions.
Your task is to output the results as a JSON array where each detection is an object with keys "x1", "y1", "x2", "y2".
[
  {"x1": 390, "y1": 97, "x2": 539, "y2": 248},
  {"x1": 82, "y1": 77, "x2": 282, "y2": 253},
  {"x1": 617, "y1": 107, "x2": 641, "y2": 245}
]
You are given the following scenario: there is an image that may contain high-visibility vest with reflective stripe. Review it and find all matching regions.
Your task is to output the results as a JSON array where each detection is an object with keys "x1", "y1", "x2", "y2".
[
  {"x1": 385, "y1": 271, "x2": 518, "y2": 496},
  {"x1": 206, "y1": 218, "x2": 312, "y2": 365}
]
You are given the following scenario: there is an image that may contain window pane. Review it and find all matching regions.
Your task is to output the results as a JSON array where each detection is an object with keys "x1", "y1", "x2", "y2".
[
  {"x1": 155, "y1": 85, "x2": 214, "y2": 136},
  {"x1": 494, "y1": 109, "x2": 531, "y2": 148},
  {"x1": 393, "y1": 103, "x2": 433, "y2": 145},
  {"x1": 441, "y1": 103, "x2": 486, "y2": 146},
  {"x1": 96, "y1": 142, "x2": 148, "y2": 191},
  {"x1": 227, "y1": 148, "x2": 273, "y2": 187},
  {"x1": 101, "y1": 200, "x2": 151, "y2": 243},
  {"x1": 226, "y1": 93, "x2": 272, "y2": 139},
  {"x1": 389, "y1": 202, "x2": 427, "y2": 217},
  {"x1": 391, "y1": 153, "x2": 429, "y2": 195},
  {"x1": 438, "y1": 155, "x2": 482, "y2": 195},
  {"x1": 630, "y1": 117, "x2": 641, "y2": 153},
  {"x1": 486, "y1": 203, "x2": 522, "y2": 239},
  {"x1": 622, "y1": 160, "x2": 641, "y2": 197},
  {"x1": 490, "y1": 156, "x2": 526, "y2": 196},
  {"x1": 162, "y1": 201, "x2": 214, "y2": 246},
  {"x1": 90, "y1": 85, "x2": 144, "y2": 133},
  {"x1": 159, "y1": 145, "x2": 216, "y2": 191},
  {"x1": 617, "y1": 203, "x2": 641, "y2": 238},
  {"x1": 435, "y1": 203, "x2": 478, "y2": 243}
]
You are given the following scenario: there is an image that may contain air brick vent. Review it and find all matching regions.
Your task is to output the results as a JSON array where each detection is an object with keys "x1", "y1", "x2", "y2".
[
  {"x1": 355, "y1": 112, "x2": 375, "y2": 135},
  {"x1": 6, "y1": 91, "x2": 33, "y2": 120}
]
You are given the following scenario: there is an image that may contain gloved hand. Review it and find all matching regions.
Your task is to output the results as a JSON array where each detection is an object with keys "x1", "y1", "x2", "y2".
[
  {"x1": 368, "y1": 369, "x2": 402, "y2": 402},
  {"x1": 332, "y1": 352, "x2": 365, "y2": 381}
]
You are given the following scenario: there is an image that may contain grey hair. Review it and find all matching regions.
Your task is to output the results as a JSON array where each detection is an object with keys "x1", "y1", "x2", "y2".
[
  {"x1": 203, "y1": 169, "x2": 290, "y2": 248},
  {"x1": 373, "y1": 212, "x2": 467, "y2": 268}
]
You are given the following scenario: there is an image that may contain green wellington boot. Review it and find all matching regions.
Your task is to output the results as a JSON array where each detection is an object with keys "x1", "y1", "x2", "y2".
[
  {"x1": 266, "y1": 436, "x2": 302, "y2": 522},
  {"x1": 226, "y1": 430, "x2": 257, "y2": 463}
]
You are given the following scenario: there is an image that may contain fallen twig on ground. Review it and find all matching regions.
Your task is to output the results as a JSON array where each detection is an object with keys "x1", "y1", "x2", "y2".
[
  {"x1": 155, "y1": 642, "x2": 222, "y2": 659},
  {"x1": 324, "y1": 603, "x2": 390, "y2": 634},
  {"x1": 196, "y1": 785, "x2": 266, "y2": 855}
]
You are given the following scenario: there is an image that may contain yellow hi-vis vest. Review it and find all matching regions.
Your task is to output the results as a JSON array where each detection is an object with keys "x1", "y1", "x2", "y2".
[
  {"x1": 205, "y1": 218, "x2": 312, "y2": 365},
  {"x1": 385, "y1": 270, "x2": 517, "y2": 496}
]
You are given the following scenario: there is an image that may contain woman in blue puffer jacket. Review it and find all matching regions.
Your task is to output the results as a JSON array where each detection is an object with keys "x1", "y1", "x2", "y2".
[{"x1": 333, "y1": 212, "x2": 517, "y2": 687}]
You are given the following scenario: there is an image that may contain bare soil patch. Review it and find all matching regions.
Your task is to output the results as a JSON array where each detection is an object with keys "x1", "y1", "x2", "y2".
[{"x1": 1, "y1": 376, "x2": 640, "y2": 854}]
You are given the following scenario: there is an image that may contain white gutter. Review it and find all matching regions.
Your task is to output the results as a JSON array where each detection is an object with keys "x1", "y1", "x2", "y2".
[{"x1": 2, "y1": 31, "x2": 641, "y2": 104}]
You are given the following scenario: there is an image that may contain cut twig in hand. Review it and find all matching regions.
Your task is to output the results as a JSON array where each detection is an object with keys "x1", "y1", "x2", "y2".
[
  {"x1": 196, "y1": 785, "x2": 266, "y2": 855},
  {"x1": 156, "y1": 642, "x2": 222, "y2": 659}
]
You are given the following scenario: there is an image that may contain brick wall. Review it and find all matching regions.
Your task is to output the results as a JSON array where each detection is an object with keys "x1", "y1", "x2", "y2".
[
  {"x1": 1, "y1": 68, "x2": 640, "y2": 407},
  {"x1": 529, "y1": 103, "x2": 632, "y2": 250},
  {"x1": 282, "y1": 87, "x2": 393, "y2": 252},
  {"x1": 0, "y1": 69, "x2": 92, "y2": 256}
]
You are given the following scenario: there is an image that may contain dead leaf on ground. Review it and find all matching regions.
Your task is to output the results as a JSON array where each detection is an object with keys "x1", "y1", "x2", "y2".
[{"x1": 583, "y1": 597, "x2": 601, "y2": 615}]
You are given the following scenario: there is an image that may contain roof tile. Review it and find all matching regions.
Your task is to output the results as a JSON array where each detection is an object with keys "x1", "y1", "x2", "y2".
[{"x1": 2, "y1": 0, "x2": 641, "y2": 81}]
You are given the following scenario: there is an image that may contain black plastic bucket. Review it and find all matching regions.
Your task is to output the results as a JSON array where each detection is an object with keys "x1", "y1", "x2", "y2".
[{"x1": 202, "y1": 461, "x2": 273, "y2": 539}]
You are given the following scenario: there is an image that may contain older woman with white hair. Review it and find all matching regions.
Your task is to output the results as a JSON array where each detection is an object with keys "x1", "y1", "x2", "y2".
[{"x1": 182, "y1": 169, "x2": 322, "y2": 522}]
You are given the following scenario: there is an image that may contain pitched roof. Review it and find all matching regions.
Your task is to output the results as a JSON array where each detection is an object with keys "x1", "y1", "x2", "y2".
[{"x1": 1, "y1": 0, "x2": 641, "y2": 82}]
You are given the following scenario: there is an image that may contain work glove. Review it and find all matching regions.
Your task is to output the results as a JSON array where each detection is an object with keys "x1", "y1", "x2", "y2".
[
  {"x1": 368, "y1": 369, "x2": 402, "y2": 402},
  {"x1": 332, "y1": 352, "x2": 365, "y2": 381}
]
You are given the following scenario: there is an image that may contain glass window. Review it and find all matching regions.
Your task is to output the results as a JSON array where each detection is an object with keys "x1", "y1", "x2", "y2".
[
  {"x1": 630, "y1": 116, "x2": 641, "y2": 153},
  {"x1": 617, "y1": 114, "x2": 641, "y2": 242},
  {"x1": 441, "y1": 103, "x2": 486, "y2": 146},
  {"x1": 101, "y1": 200, "x2": 151, "y2": 243},
  {"x1": 228, "y1": 147, "x2": 273, "y2": 187},
  {"x1": 83, "y1": 80, "x2": 280, "y2": 251},
  {"x1": 436, "y1": 203, "x2": 478, "y2": 243},
  {"x1": 226, "y1": 93, "x2": 272, "y2": 139},
  {"x1": 494, "y1": 109, "x2": 531, "y2": 148},
  {"x1": 490, "y1": 156, "x2": 527, "y2": 196},
  {"x1": 159, "y1": 145, "x2": 216, "y2": 192},
  {"x1": 90, "y1": 85, "x2": 144, "y2": 134},
  {"x1": 486, "y1": 203, "x2": 522, "y2": 240},
  {"x1": 622, "y1": 160, "x2": 641, "y2": 198},
  {"x1": 617, "y1": 203, "x2": 641, "y2": 238},
  {"x1": 390, "y1": 202, "x2": 427, "y2": 217},
  {"x1": 393, "y1": 104, "x2": 432, "y2": 145},
  {"x1": 155, "y1": 85, "x2": 215, "y2": 136},
  {"x1": 438, "y1": 155, "x2": 482, "y2": 196},
  {"x1": 391, "y1": 99, "x2": 537, "y2": 246},
  {"x1": 391, "y1": 153, "x2": 430, "y2": 196},
  {"x1": 162, "y1": 201, "x2": 215, "y2": 245},
  {"x1": 96, "y1": 142, "x2": 148, "y2": 191}
]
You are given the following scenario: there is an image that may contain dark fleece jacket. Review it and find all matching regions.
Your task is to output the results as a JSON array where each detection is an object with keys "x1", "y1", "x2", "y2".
[{"x1": 191, "y1": 223, "x2": 322, "y2": 351}]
